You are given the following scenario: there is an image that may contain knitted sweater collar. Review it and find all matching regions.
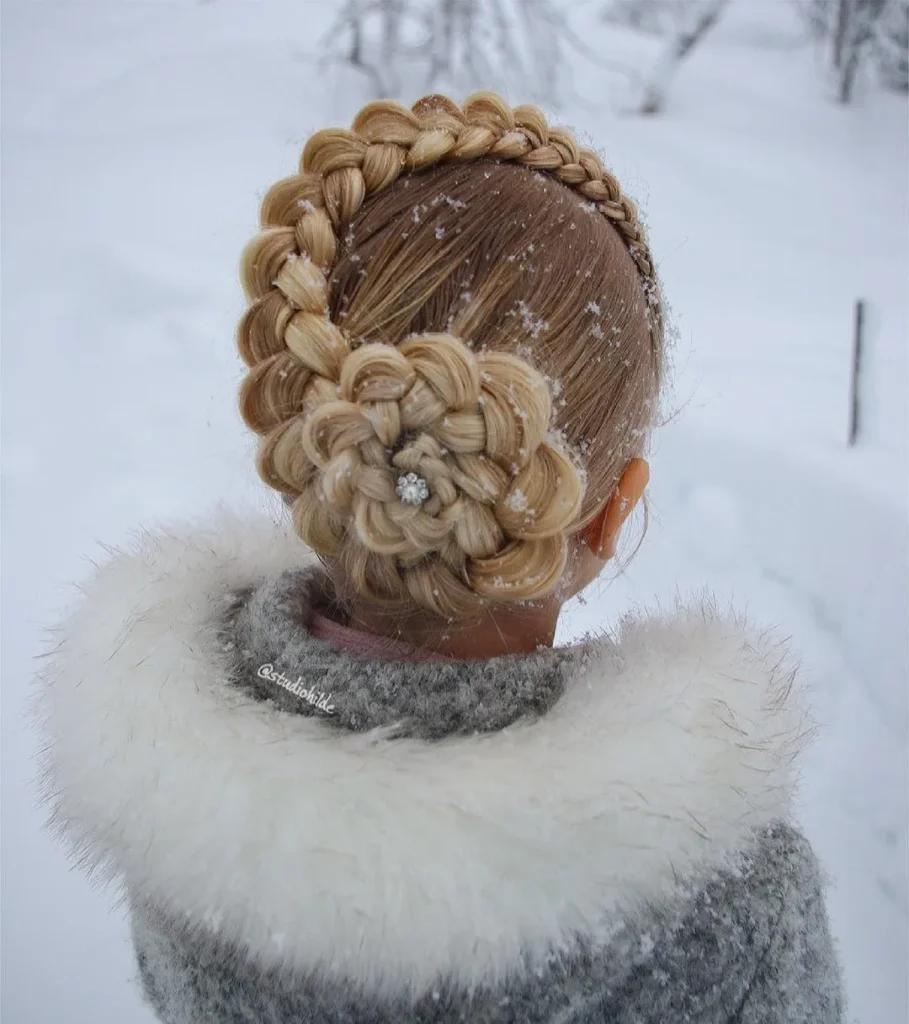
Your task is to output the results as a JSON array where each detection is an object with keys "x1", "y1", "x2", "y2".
[{"x1": 228, "y1": 568, "x2": 581, "y2": 740}]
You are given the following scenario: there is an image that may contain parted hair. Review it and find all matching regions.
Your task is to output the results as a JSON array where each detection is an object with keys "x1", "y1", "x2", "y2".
[{"x1": 238, "y1": 91, "x2": 665, "y2": 619}]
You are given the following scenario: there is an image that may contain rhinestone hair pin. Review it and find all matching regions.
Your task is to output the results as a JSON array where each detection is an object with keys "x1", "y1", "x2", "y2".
[{"x1": 396, "y1": 472, "x2": 430, "y2": 506}]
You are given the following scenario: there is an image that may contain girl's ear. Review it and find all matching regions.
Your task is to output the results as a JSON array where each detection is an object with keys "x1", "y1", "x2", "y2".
[{"x1": 585, "y1": 458, "x2": 650, "y2": 560}]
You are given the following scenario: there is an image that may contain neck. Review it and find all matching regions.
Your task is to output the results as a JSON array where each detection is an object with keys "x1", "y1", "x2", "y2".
[{"x1": 341, "y1": 596, "x2": 562, "y2": 660}]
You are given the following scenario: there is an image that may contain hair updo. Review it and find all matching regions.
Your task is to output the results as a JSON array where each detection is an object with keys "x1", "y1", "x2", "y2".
[{"x1": 238, "y1": 91, "x2": 665, "y2": 619}]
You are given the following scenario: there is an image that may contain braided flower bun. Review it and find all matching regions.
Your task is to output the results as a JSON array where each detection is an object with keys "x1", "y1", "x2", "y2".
[{"x1": 238, "y1": 91, "x2": 663, "y2": 619}]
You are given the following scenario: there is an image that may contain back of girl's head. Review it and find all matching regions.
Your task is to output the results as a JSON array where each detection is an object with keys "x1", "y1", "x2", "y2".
[{"x1": 238, "y1": 92, "x2": 665, "y2": 619}]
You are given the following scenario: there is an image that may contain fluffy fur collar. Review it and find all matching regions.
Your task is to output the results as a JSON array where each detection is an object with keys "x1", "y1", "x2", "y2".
[{"x1": 37, "y1": 511, "x2": 813, "y2": 995}]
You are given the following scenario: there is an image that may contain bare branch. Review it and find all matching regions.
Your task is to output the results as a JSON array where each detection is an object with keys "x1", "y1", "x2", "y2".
[{"x1": 637, "y1": 0, "x2": 731, "y2": 116}]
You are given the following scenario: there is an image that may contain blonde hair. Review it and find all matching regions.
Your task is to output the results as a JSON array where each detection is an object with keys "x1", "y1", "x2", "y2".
[{"x1": 238, "y1": 92, "x2": 664, "y2": 619}]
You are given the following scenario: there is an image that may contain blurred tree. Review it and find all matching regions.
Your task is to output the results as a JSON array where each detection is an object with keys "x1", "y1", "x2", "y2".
[
  {"x1": 321, "y1": 0, "x2": 657, "y2": 108},
  {"x1": 835, "y1": 0, "x2": 888, "y2": 101},
  {"x1": 632, "y1": 0, "x2": 731, "y2": 115},
  {"x1": 322, "y1": 0, "x2": 571, "y2": 103},
  {"x1": 326, "y1": 0, "x2": 414, "y2": 95},
  {"x1": 323, "y1": 0, "x2": 906, "y2": 113},
  {"x1": 874, "y1": 0, "x2": 909, "y2": 91},
  {"x1": 602, "y1": 0, "x2": 694, "y2": 36},
  {"x1": 800, "y1": 0, "x2": 907, "y2": 100}
]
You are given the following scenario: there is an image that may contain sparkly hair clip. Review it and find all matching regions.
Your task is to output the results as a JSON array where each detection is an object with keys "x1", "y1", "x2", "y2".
[{"x1": 396, "y1": 471, "x2": 430, "y2": 506}]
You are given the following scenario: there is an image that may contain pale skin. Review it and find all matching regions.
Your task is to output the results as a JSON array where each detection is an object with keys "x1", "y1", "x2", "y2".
[{"x1": 341, "y1": 458, "x2": 651, "y2": 659}]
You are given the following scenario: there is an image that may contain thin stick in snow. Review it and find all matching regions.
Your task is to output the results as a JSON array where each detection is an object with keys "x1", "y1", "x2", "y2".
[{"x1": 848, "y1": 298, "x2": 865, "y2": 446}]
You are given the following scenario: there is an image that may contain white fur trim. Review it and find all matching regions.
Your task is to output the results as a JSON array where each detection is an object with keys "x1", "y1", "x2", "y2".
[{"x1": 37, "y1": 511, "x2": 813, "y2": 994}]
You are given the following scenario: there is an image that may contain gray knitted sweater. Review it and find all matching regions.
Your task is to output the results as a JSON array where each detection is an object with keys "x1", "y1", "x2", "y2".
[{"x1": 39, "y1": 512, "x2": 846, "y2": 1023}]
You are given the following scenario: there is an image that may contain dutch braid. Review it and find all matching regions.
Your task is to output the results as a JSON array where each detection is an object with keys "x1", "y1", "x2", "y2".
[{"x1": 238, "y1": 91, "x2": 661, "y2": 618}]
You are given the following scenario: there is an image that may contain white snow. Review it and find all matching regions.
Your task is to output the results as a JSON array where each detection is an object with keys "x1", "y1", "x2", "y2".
[
  {"x1": 504, "y1": 488, "x2": 531, "y2": 514},
  {"x1": 2, "y1": 2, "x2": 906, "y2": 1023},
  {"x1": 508, "y1": 300, "x2": 550, "y2": 339}
]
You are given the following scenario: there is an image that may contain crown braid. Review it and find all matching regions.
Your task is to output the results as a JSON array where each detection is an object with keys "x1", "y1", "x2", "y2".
[{"x1": 237, "y1": 91, "x2": 661, "y2": 619}]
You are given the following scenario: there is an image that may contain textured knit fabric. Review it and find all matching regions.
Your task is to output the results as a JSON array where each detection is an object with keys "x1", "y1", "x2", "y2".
[
  {"x1": 227, "y1": 568, "x2": 577, "y2": 739},
  {"x1": 36, "y1": 512, "x2": 846, "y2": 1024}
]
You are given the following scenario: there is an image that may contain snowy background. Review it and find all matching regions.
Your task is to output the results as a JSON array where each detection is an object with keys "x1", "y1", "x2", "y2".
[{"x1": 2, "y1": 1, "x2": 906, "y2": 1021}]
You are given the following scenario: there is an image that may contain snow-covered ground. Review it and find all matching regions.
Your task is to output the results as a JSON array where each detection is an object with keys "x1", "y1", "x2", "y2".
[{"x1": 2, "y1": 2, "x2": 906, "y2": 1022}]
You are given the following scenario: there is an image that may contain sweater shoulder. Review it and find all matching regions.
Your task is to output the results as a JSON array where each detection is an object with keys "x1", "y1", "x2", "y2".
[{"x1": 732, "y1": 823, "x2": 846, "y2": 1023}]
